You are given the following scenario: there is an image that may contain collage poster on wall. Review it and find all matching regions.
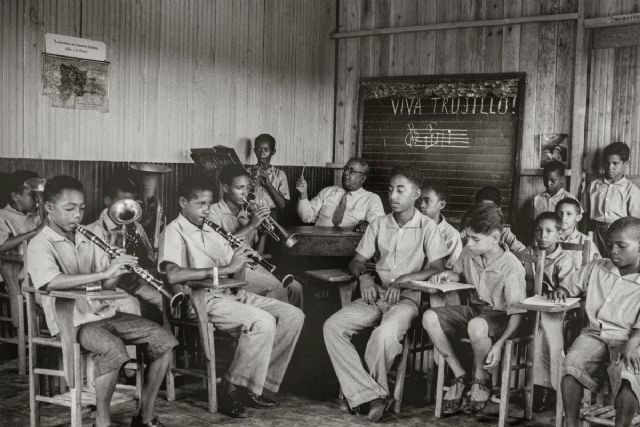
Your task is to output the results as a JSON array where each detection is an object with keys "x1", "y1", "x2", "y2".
[{"x1": 42, "y1": 53, "x2": 109, "y2": 112}]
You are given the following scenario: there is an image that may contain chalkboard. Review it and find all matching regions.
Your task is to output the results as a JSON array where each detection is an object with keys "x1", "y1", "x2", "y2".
[{"x1": 357, "y1": 73, "x2": 525, "y2": 226}]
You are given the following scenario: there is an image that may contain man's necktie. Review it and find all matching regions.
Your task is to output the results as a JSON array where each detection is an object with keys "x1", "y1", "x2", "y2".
[{"x1": 332, "y1": 191, "x2": 349, "y2": 227}]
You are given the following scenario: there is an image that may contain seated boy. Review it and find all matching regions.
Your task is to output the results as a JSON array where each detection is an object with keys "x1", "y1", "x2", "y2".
[
  {"x1": 422, "y1": 203, "x2": 527, "y2": 415},
  {"x1": 87, "y1": 175, "x2": 163, "y2": 321},
  {"x1": 419, "y1": 179, "x2": 463, "y2": 267},
  {"x1": 531, "y1": 160, "x2": 577, "y2": 220},
  {"x1": 522, "y1": 212, "x2": 575, "y2": 412},
  {"x1": 323, "y1": 166, "x2": 448, "y2": 422},
  {"x1": 552, "y1": 217, "x2": 640, "y2": 427},
  {"x1": 27, "y1": 175, "x2": 177, "y2": 427},
  {"x1": 0, "y1": 170, "x2": 44, "y2": 327},
  {"x1": 159, "y1": 175, "x2": 304, "y2": 418},
  {"x1": 461, "y1": 186, "x2": 526, "y2": 253},
  {"x1": 586, "y1": 141, "x2": 640, "y2": 256},
  {"x1": 208, "y1": 165, "x2": 303, "y2": 307},
  {"x1": 248, "y1": 133, "x2": 289, "y2": 214},
  {"x1": 555, "y1": 197, "x2": 600, "y2": 267}
]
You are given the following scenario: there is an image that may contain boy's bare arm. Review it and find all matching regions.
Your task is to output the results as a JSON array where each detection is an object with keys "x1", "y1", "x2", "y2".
[
  {"x1": 47, "y1": 254, "x2": 137, "y2": 291},
  {"x1": 617, "y1": 329, "x2": 640, "y2": 374},
  {"x1": 164, "y1": 247, "x2": 250, "y2": 284},
  {"x1": 484, "y1": 313, "x2": 523, "y2": 369},
  {"x1": 0, "y1": 224, "x2": 45, "y2": 252}
]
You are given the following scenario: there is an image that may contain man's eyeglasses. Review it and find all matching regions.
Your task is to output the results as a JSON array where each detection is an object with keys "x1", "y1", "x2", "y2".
[{"x1": 342, "y1": 167, "x2": 366, "y2": 176}]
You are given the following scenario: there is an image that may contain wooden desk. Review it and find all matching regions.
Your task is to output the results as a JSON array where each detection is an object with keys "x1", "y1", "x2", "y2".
[
  {"x1": 283, "y1": 226, "x2": 363, "y2": 257},
  {"x1": 47, "y1": 289, "x2": 129, "y2": 301},
  {"x1": 185, "y1": 278, "x2": 246, "y2": 290}
]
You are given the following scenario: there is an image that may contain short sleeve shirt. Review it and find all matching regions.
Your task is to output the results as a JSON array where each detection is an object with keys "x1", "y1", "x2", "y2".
[
  {"x1": 522, "y1": 245, "x2": 575, "y2": 290},
  {"x1": 0, "y1": 205, "x2": 41, "y2": 255},
  {"x1": 561, "y1": 259, "x2": 640, "y2": 340},
  {"x1": 356, "y1": 210, "x2": 448, "y2": 287},
  {"x1": 158, "y1": 214, "x2": 234, "y2": 272},
  {"x1": 559, "y1": 228, "x2": 600, "y2": 268},
  {"x1": 437, "y1": 216, "x2": 463, "y2": 268},
  {"x1": 207, "y1": 200, "x2": 257, "y2": 245},
  {"x1": 453, "y1": 245, "x2": 527, "y2": 315},
  {"x1": 26, "y1": 226, "x2": 115, "y2": 335},
  {"x1": 251, "y1": 166, "x2": 290, "y2": 209},
  {"x1": 533, "y1": 188, "x2": 577, "y2": 220},
  {"x1": 588, "y1": 177, "x2": 640, "y2": 223}
]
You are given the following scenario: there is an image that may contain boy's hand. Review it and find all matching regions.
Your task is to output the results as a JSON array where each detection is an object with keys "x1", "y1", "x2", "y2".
[
  {"x1": 484, "y1": 341, "x2": 504, "y2": 370},
  {"x1": 228, "y1": 247, "x2": 252, "y2": 274},
  {"x1": 104, "y1": 254, "x2": 138, "y2": 279},
  {"x1": 548, "y1": 287, "x2": 569, "y2": 303},
  {"x1": 249, "y1": 206, "x2": 271, "y2": 228},
  {"x1": 383, "y1": 285, "x2": 401, "y2": 305},
  {"x1": 296, "y1": 177, "x2": 308, "y2": 198},
  {"x1": 359, "y1": 275, "x2": 378, "y2": 305},
  {"x1": 353, "y1": 220, "x2": 369, "y2": 233},
  {"x1": 432, "y1": 270, "x2": 460, "y2": 284},
  {"x1": 616, "y1": 342, "x2": 640, "y2": 374}
]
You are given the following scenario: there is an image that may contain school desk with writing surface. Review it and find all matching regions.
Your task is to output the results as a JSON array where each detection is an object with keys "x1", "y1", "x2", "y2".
[
  {"x1": 281, "y1": 226, "x2": 363, "y2": 257},
  {"x1": 512, "y1": 296, "x2": 581, "y2": 427}
]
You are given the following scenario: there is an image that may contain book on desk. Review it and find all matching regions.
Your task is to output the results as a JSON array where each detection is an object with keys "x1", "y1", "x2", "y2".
[{"x1": 401, "y1": 281, "x2": 476, "y2": 293}]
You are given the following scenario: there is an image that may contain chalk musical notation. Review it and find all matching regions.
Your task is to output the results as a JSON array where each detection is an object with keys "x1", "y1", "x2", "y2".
[{"x1": 404, "y1": 123, "x2": 470, "y2": 149}]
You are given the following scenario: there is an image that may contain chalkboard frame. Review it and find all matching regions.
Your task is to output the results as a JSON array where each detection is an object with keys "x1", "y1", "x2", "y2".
[{"x1": 355, "y1": 72, "x2": 526, "y2": 228}]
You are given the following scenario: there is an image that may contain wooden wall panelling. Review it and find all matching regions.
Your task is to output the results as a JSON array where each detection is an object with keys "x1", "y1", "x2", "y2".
[{"x1": 1, "y1": 0, "x2": 336, "y2": 166}]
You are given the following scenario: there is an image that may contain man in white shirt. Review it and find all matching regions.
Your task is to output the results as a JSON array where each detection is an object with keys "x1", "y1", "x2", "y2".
[{"x1": 295, "y1": 158, "x2": 385, "y2": 231}]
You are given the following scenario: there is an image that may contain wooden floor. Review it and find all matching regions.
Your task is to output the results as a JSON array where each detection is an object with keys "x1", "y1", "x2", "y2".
[{"x1": 0, "y1": 357, "x2": 559, "y2": 427}]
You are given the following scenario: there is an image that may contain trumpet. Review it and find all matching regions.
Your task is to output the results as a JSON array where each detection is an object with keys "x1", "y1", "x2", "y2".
[
  {"x1": 202, "y1": 218, "x2": 276, "y2": 273},
  {"x1": 243, "y1": 194, "x2": 297, "y2": 248},
  {"x1": 74, "y1": 224, "x2": 185, "y2": 309}
]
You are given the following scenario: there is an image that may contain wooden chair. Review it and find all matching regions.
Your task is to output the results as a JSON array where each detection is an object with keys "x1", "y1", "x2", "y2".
[
  {"x1": 164, "y1": 278, "x2": 245, "y2": 413},
  {"x1": 578, "y1": 380, "x2": 640, "y2": 426},
  {"x1": 0, "y1": 251, "x2": 27, "y2": 375},
  {"x1": 304, "y1": 268, "x2": 435, "y2": 414},
  {"x1": 434, "y1": 251, "x2": 543, "y2": 427}
]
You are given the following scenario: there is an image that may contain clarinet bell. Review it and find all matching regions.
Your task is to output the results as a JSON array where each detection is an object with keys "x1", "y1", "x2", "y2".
[{"x1": 280, "y1": 274, "x2": 294, "y2": 289}]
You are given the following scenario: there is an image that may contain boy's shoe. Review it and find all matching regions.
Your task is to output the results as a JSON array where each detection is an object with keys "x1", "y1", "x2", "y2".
[
  {"x1": 462, "y1": 378, "x2": 491, "y2": 414},
  {"x1": 239, "y1": 389, "x2": 278, "y2": 408},
  {"x1": 442, "y1": 375, "x2": 468, "y2": 415},
  {"x1": 533, "y1": 385, "x2": 555, "y2": 413},
  {"x1": 218, "y1": 381, "x2": 248, "y2": 418},
  {"x1": 130, "y1": 415, "x2": 165, "y2": 427},
  {"x1": 367, "y1": 396, "x2": 393, "y2": 422},
  {"x1": 338, "y1": 397, "x2": 355, "y2": 415}
]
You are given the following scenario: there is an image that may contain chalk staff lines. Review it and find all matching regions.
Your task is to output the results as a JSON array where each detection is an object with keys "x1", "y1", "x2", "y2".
[{"x1": 404, "y1": 123, "x2": 470, "y2": 149}]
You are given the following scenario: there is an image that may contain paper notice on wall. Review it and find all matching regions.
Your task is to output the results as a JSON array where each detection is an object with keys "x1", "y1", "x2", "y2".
[{"x1": 45, "y1": 33, "x2": 106, "y2": 61}]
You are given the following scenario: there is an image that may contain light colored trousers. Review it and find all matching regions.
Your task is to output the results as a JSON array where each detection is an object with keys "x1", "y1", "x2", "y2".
[
  {"x1": 534, "y1": 311, "x2": 564, "y2": 389},
  {"x1": 244, "y1": 265, "x2": 304, "y2": 308},
  {"x1": 207, "y1": 290, "x2": 304, "y2": 395},
  {"x1": 323, "y1": 297, "x2": 418, "y2": 408}
]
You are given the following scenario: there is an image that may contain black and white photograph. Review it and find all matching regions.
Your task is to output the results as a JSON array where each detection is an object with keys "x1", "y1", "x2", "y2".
[{"x1": 1, "y1": 1, "x2": 640, "y2": 426}]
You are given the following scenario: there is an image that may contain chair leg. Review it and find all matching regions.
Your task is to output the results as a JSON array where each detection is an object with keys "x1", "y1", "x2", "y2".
[
  {"x1": 136, "y1": 347, "x2": 145, "y2": 407},
  {"x1": 435, "y1": 352, "x2": 446, "y2": 418},
  {"x1": 524, "y1": 340, "x2": 535, "y2": 420},
  {"x1": 70, "y1": 344, "x2": 83, "y2": 427},
  {"x1": 28, "y1": 339, "x2": 39, "y2": 427},
  {"x1": 425, "y1": 349, "x2": 435, "y2": 403},
  {"x1": 17, "y1": 294, "x2": 26, "y2": 375},
  {"x1": 393, "y1": 335, "x2": 410, "y2": 414},
  {"x1": 498, "y1": 340, "x2": 514, "y2": 427},
  {"x1": 555, "y1": 356, "x2": 564, "y2": 427},
  {"x1": 205, "y1": 324, "x2": 217, "y2": 413}
]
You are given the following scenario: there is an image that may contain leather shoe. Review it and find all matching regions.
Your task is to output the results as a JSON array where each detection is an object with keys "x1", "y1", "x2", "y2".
[
  {"x1": 367, "y1": 397, "x2": 392, "y2": 422},
  {"x1": 533, "y1": 385, "x2": 555, "y2": 413},
  {"x1": 239, "y1": 389, "x2": 278, "y2": 408},
  {"x1": 218, "y1": 387, "x2": 248, "y2": 418},
  {"x1": 338, "y1": 397, "x2": 354, "y2": 414},
  {"x1": 130, "y1": 415, "x2": 165, "y2": 427}
]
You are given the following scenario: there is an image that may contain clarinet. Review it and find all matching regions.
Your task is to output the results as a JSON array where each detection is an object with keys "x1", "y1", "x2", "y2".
[
  {"x1": 202, "y1": 218, "x2": 276, "y2": 273},
  {"x1": 75, "y1": 224, "x2": 185, "y2": 309}
]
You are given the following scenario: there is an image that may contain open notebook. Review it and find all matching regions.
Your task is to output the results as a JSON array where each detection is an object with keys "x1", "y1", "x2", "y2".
[
  {"x1": 406, "y1": 280, "x2": 476, "y2": 293},
  {"x1": 521, "y1": 294, "x2": 581, "y2": 308}
]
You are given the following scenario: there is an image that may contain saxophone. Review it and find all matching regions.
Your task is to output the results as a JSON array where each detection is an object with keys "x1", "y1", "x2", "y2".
[
  {"x1": 75, "y1": 224, "x2": 185, "y2": 309},
  {"x1": 202, "y1": 218, "x2": 276, "y2": 273}
]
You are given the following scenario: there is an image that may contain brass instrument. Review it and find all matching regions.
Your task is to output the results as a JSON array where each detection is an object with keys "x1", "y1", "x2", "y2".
[
  {"x1": 108, "y1": 198, "x2": 144, "y2": 254},
  {"x1": 130, "y1": 163, "x2": 171, "y2": 254},
  {"x1": 243, "y1": 193, "x2": 297, "y2": 248},
  {"x1": 75, "y1": 224, "x2": 185, "y2": 309},
  {"x1": 24, "y1": 177, "x2": 47, "y2": 221},
  {"x1": 202, "y1": 218, "x2": 276, "y2": 273}
]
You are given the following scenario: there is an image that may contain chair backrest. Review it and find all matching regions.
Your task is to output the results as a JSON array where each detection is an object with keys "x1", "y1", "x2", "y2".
[
  {"x1": 515, "y1": 250, "x2": 546, "y2": 295},
  {"x1": 560, "y1": 231, "x2": 594, "y2": 266}
]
